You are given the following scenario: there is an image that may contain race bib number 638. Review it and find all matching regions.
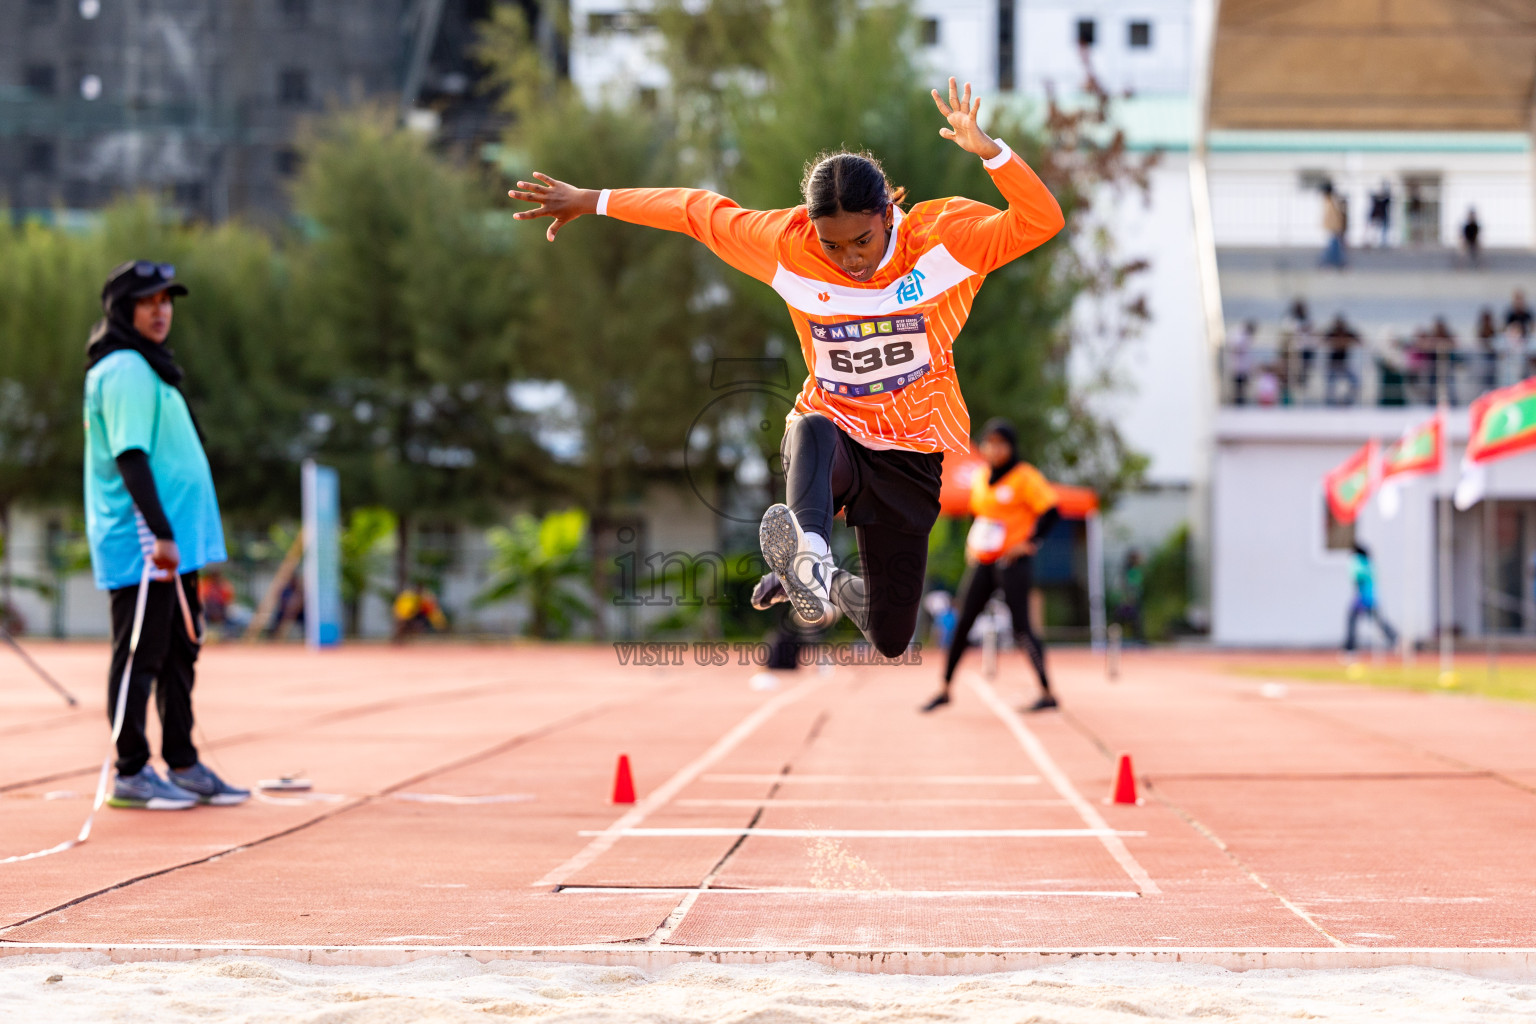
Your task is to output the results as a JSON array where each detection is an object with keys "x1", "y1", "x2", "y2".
[{"x1": 809, "y1": 314, "x2": 932, "y2": 397}]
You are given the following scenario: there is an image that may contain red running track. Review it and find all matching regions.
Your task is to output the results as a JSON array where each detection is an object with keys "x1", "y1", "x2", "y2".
[{"x1": 1, "y1": 641, "x2": 1535, "y2": 974}]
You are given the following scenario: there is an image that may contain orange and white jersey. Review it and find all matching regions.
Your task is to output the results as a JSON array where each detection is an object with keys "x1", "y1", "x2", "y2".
[
  {"x1": 966, "y1": 461, "x2": 1058, "y2": 564},
  {"x1": 597, "y1": 141, "x2": 1065, "y2": 454}
]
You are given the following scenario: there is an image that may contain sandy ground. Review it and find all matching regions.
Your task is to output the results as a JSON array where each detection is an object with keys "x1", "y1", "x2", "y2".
[{"x1": 4, "y1": 953, "x2": 1535, "y2": 1023}]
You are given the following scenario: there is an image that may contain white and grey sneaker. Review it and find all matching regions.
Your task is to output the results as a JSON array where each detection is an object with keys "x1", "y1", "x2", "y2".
[
  {"x1": 759, "y1": 504, "x2": 835, "y2": 629},
  {"x1": 169, "y1": 762, "x2": 251, "y2": 806},
  {"x1": 751, "y1": 571, "x2": 789, "y2": 610},
  {"x1": 108, "y1": 766, "x2": 198, "y2": 810}
]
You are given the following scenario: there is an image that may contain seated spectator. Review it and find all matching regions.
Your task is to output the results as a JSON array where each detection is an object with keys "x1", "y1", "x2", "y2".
[
  {"x1": 265, "y1": 577, "x2": 305, "y2": 640},
  {"x1": 1323, "y1": 314, "x2": 1362, "y2": 405},
  {"x1": 1476, "y1": 308, "x2": 1499, "y2": 393},
  {"x1": 1228, "y1": 319, "x2": 1256, "y2": 405},
  {"x1": 1254, "y1": 364, "x2": 1282, "y2": 406},
  {"x1": 393, "y1": 583, "x2": 448, "y2": 642},
  {"x1": 1279, "y1": 298, "x2": 1316, "y2": 403},
  {"x1": 1410, "y1": 317, "x2": 1458, "y2": 405},
  {"x1": 1505, "y1": 288, "x2": 1529, "y2": 376},
  {"x1": 197, "y1": 569, "x2": 249, "y2": 640},
  {"x1": 1506, "y1": 289, "x2": 1532, "y2": 351}
]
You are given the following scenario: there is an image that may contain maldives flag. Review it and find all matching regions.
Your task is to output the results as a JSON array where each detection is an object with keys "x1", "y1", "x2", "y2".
[
  {"x1": 1381, "y1": 412, "x2": 1444, "y2": 480},
  {"x1": 1324, "y1": 441, "x2": 1378, "y2": 524},
  {"x1": 1468, "y1": 377, "x2": 1536, "y2": 464}
]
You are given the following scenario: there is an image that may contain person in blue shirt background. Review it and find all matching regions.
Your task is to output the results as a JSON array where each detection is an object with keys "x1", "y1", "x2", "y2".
[
  {"x1": 1344, "y1": 542, "x2": 1398, "y2": 654},
  {"x1": 83, "y1": 260, "x2": 248, "y2": 810}
]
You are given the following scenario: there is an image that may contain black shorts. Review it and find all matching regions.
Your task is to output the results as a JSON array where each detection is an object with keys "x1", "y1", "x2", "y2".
[{"x1": 830, "y1": 429, "x2": 945, "y2": 535}]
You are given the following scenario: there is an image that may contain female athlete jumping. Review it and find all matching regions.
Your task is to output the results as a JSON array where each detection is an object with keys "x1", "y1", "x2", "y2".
[{"x1": 509, "y1": 79, "x2": 1064, "y2": 657}]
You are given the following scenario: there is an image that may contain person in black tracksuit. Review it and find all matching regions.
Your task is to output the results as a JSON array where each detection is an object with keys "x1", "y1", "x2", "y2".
[{"x1": 923, "y1": 419, "x2": 1060, "y2": 713}]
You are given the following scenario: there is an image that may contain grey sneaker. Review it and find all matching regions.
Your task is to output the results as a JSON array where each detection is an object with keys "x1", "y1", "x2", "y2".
[
  {"x1": 751, "y1": 571, "x2": 788, "y2": 610},
  {"x1": 108, "y1": 766, "x2": 198, "y2": 810},
  {"x1": 759, "y1": 504, "x2": 834, "y2": 628},
  {"x1": 170, "y1": 763, "x2": 251, "y2": 806}
]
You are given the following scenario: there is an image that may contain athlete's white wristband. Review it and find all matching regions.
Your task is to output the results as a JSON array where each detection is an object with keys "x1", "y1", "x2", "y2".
[
  {"x1": 981, "y1": 139, "x2": 1014, "y2": 171},
  {"x1": 596, "y1": 188, "x2": 612, "y2": 216}
]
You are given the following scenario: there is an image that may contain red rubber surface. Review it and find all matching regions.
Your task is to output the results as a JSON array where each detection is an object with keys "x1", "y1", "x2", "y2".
[{"x1": 2, "y1": 643, "x2": 1535, "y2": 951}]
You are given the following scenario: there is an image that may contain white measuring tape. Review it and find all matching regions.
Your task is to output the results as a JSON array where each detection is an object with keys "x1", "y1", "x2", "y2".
[{"x1": 2, "y1": 562, "x2": 202, "y2": 865}]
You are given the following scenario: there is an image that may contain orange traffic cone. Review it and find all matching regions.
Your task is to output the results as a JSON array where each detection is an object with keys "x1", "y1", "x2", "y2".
[
  {"x1": 612, "y1": 754, "x2": 636, "y2": 804},
  {"x1": 1110, "y1": 753, "x2": 1138, "y2": 805}
]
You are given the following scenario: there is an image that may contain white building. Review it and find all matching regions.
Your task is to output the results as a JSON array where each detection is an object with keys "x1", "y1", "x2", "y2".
[{"x1": 1202, "y1": 0, "x2": 1536, "y2": 646}]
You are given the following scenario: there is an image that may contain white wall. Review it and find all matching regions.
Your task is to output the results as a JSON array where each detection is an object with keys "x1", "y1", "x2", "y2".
[
  {"x1": 1211, "y1": 408, "x2": 1536, "y2": 647},
  {"x1": 1020, "y1": 0, "x2": 1192, "y2": 97},
  {"x1": 1080, "y1": 152, "x2": 1207, "y2": 488}
]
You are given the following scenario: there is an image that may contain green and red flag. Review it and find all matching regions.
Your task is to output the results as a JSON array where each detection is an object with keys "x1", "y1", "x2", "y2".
[
  {"x1": 1324, "y1": 440, "x2": 1378, "y2": 524},
  {"x1": 1469, "y1": 377, "x2": 1536, "y2": 464},
  {"x1": 1381, "y1": 411, "x2": 1444, "y2": 481}
]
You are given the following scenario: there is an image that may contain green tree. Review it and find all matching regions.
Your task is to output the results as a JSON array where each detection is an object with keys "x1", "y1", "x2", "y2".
[
  {"x1": 288, "y1": 105, "x2": 550, "y2": 593},
  {"x1": 480, "y1": 4, "x2": 763, "y2": 632},
  {"x1": 0, "y1": 217, "x2": 100, "y2": 611},
  {"x1": 651, "y1": 0, "x2": 1153, "y2": 503},
  {"x1": 340, "y1": 506, "x2": 398, "y2": 635},
  {"x1": 476, "y1": 508, "x2": 593, "y2": 638}
]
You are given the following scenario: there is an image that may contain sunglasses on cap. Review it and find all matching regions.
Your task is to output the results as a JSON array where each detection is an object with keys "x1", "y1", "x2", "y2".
[{"x1": 133, "y1": 261, "x2": 176, "y2": 279}]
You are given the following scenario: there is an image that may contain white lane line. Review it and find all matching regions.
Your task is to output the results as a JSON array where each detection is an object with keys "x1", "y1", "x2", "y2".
[
  {"x1": 578, "y1": 828, "x2": 1145, "y2": 839},
  {"x1": 967, "y1": 676, "x2": 1161, "y2": 895},
  {"x1": 532, "y1": 677, "x2": 827, "y2": 889},
  {"x1": 556, "y1": 887, "x2": 1140, "y2": 898},
  {"x1": 676, "y1": 798, "x2": 1069, "y2": 808},
  {"x1": 393, "y1": 793, "x2": 536, "y2": 805},
  {"x1": 702, "y1": 774, "x2": 1042, "y2": 784}
]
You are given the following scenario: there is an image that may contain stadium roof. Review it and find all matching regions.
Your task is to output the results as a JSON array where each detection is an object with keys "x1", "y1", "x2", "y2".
[{"x1": 1211, "y1": 0, "x2": 1536, "y2": 132}]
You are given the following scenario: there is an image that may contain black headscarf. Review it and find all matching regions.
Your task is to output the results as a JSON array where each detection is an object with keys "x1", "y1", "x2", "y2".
[
  {"x1": 85, "y1": 261, "x2": 205, "y2": 444},
  {"x1": 981, "y1": 417, "x2": 1019, "y2": 485},
  {"x1": 84, "y1": 262, "x2": 188, "y2": 386}
]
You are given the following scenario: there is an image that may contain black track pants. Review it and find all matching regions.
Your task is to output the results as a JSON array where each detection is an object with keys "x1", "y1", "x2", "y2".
[
  {"x1": 941, "y1": 557, "x2": 1050, "y2": 692},
  {"x1": 107, "y1": 571, "x2": 201, "y2": 776}
]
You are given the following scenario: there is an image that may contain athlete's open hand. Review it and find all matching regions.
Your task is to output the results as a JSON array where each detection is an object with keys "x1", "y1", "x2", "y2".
[
  {"x1": 931, "y1": 77, "x2": 1003, "y2": 162},
  {"x1": 507, "y1": 173, "x2": 599, "y2": 242}
]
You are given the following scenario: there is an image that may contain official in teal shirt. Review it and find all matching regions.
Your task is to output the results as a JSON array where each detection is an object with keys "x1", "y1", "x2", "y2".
[
  {"x1": 82, "y1": 260, "x2": 246, "y2": 810},
  {"x1": 1344, "y1": 542, "x2": 1398, "y2": 653}
]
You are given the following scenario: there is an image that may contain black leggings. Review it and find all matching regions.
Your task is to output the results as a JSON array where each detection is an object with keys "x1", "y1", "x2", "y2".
[
  {"x1": 108, "y1": 571, "x2": 202, "y2": 776},
  {"x1": 782, "y1": 414, "x2": 934, "y2": 659},
  {"x1": 942, "y1": 557, "x2": 1050, "y2": 692}
]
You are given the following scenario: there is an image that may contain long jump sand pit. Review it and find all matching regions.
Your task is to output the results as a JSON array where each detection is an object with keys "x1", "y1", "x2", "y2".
[{"x1": 3, "y1": 641, "x2": 1536, "y2": 1019}]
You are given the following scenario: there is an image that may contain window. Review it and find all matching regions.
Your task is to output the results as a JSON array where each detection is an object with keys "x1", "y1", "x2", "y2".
[
  {"x1": 1324, "y1": 499, "x2": 1355, "y2": 552},
  {"x1": 919, "y1": 18, "x2": 940, "y2": 46},
  {"x1": 25, "y1": 138, "x2": 56, "y2": 174},
  {"x1": 1076, "y1": 18, "x2": 1096, "y2": 47},
  {"x1": 24, "y1": 64, "x2": 57, "y2": 96},
  {"x1": 280, "y1": 0, "x2": 309, "y2": 26},
  {"x1": 278, "y1": 68, "x2": 309, "y2": 105},
  {"x1": 274, "y1": 147, "x2": 303, "y2": 176},
  {"x1": 1128, "y1": 20, "x2": 1151, "y2": 48}
]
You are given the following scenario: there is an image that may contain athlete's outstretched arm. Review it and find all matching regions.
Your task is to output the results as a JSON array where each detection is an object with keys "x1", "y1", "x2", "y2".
[
  {"x1": 930, "y1": 77, "x2": 1066, "y2": 273},
  {"x1": 509, "y1": 173, "x2": 791, "y2": 284}
]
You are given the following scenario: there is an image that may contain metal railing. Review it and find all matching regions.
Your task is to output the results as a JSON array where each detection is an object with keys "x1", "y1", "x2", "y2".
[{"x1": 1219, "y1": 344, "x2": 1530, "y2": 408}]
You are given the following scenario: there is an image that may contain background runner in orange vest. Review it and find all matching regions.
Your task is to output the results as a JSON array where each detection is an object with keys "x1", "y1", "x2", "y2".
[
  {"x1": 509, "y1": 79, "x2": 1064, "y2": 656},
  {"x1": 923, "y1": 418, "x2": 1060, "y2": 712}
]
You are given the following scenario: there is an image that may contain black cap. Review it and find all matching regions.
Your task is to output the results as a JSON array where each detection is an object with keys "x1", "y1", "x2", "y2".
[{"x1": 101, "y1": 260, "x2": 188, "y2": 312}]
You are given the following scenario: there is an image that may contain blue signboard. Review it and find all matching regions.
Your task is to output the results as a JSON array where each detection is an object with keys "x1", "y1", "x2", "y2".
[{"x1": 301, "y1": 460, "x2": 342, "y2": 649}]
